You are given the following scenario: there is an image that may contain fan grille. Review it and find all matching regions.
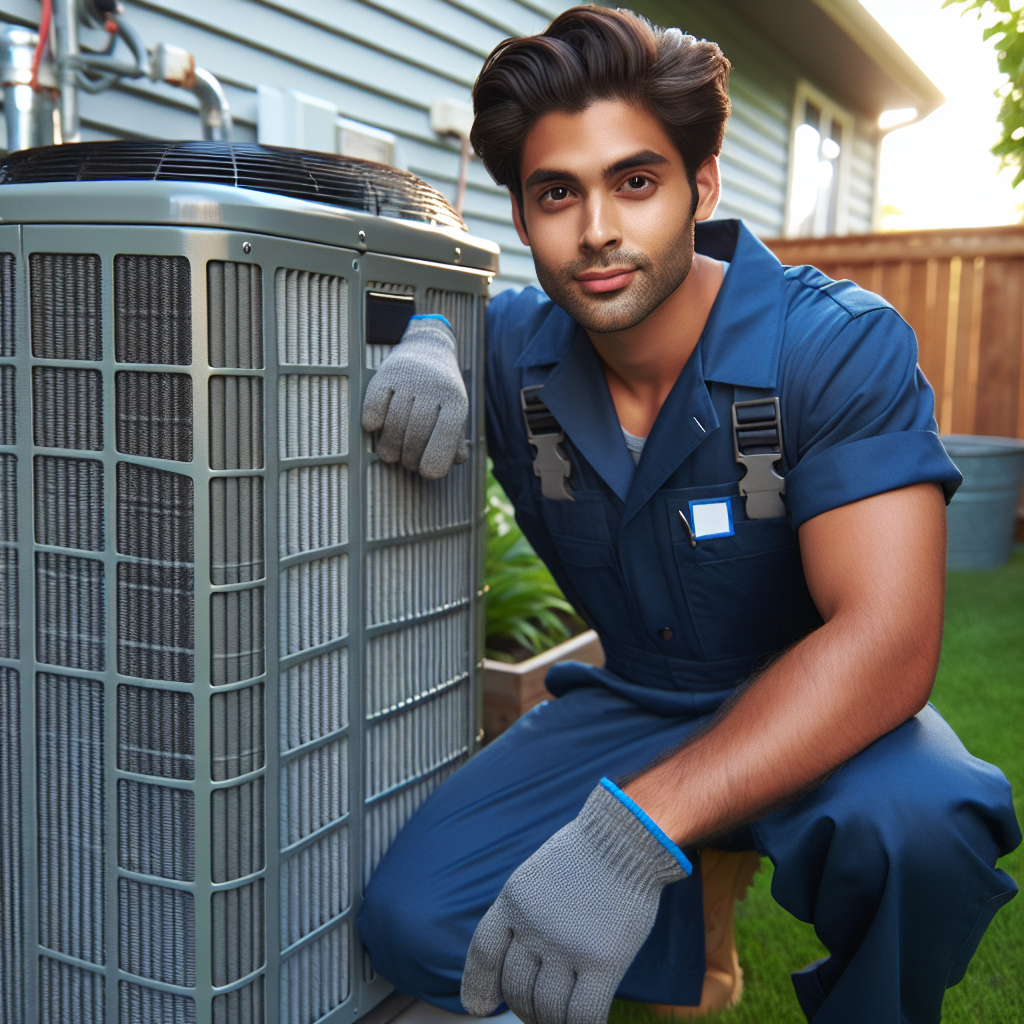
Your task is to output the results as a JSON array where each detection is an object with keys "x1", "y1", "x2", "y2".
[{"x1": 0, "y1": 141, "x2": 465, "y2": 229}]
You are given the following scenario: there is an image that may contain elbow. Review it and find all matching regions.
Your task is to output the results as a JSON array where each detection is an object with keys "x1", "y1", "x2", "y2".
[{"x1": 898, "y1": 622, "x2": 942, "y2": 719}]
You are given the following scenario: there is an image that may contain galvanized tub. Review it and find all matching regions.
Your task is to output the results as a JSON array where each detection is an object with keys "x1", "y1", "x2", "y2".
[{"x1": 941, "y1": 434, "x2": 1024, "y2": 570}]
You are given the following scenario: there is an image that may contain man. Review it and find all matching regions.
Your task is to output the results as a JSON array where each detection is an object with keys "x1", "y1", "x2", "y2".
[{"x1": 357, "y1": 8, "x2": 1020, "y2": 1023}]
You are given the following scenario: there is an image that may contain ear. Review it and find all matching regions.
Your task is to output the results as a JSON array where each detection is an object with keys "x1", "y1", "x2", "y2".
[
  {"x1": 693, "y1": 155, "x2": 721, "y2": 222},
  {"x1": 509, "y1": 191, "x2": 531, "y2": 246}
]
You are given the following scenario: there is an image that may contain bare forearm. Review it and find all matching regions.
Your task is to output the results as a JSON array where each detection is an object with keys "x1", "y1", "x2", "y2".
[
  {"x1": 623, "y1": 483, "x2": 947, "y2": 848},
  {"x1": 622, "y1": 612, "x2": 936, "y2": 846}
]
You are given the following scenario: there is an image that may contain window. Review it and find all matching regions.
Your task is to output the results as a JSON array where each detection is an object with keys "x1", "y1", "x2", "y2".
[{"x1": 785, "y1": 82, "x2": 854, "y2": 237}]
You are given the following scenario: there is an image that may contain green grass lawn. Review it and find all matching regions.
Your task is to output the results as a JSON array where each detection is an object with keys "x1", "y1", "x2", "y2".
[{"x1": 610, "y1": 552, "x2": 1024, "y2": 1024}]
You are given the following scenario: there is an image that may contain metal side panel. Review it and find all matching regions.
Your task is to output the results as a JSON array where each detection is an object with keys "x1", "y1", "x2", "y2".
[
  {"x1": 1, "y1": 219, "x2": 37, "y2": 1024},
  {"x1": 262, "y1": 234, "x2": 359, "y2": 1024},
  {"x1": 355, "y1": 252, "x2": 488, "y2": 1004},
  {"x1": 6, "y1": 220, "x2": 486, "y2": 1024}
]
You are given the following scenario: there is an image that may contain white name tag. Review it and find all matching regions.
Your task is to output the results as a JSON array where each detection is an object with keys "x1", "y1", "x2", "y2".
[{"x1": 689, "y1": 499, "x2": 734, "y2": 540}]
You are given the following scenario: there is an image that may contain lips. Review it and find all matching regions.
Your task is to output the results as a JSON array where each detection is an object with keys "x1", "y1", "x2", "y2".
[{"x1": 575, "y1": 268, "x2": 636, "y2": 294}]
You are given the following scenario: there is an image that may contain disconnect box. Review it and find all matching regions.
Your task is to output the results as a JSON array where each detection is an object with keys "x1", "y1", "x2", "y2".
[{"x1": 0, "y1": 140, "x2": 496, "y2": 1024}]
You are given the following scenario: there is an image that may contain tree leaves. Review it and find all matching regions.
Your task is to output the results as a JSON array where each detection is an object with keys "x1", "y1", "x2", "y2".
[{"x1": 945, "y1": 0, "x2": 1024, "y2": 186}]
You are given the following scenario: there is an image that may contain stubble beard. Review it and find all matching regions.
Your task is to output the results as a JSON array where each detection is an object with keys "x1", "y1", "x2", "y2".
[{"x1": 533, "y1": 215, "x2": 695, "y2": 334}]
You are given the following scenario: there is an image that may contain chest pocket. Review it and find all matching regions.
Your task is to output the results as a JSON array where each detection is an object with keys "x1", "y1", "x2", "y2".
[
  {"x1": 541, "y1": 493, "x2": 636, "y2": 644},
  {"x1": 667, "y1": 491, "x2": 823, "y2": 662}
]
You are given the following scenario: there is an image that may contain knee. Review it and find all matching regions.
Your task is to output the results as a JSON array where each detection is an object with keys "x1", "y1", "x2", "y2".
[
  {"x1": 843, "y1": 718, "x2": 1019, "y2": 877},
  {"x1": 359, "y1": 863, "x2": 442, "y2": 976},
  {"x1": 357, "y1": 854, "x2": 469, "y2": 1003},
  {"x1": 761, "y1": 711, "x2": 1020, "y2": 914}
]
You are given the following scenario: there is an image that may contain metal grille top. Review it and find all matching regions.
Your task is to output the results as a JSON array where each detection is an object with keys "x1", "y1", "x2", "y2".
[{"x1": 0, "y1": 141, "x2": 466, "y2": 230}]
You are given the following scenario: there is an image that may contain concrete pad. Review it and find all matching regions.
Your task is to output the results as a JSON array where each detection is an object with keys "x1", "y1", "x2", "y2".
[{"x1": 392, "y1": 1000, "x2": 522, "y2": 1023}]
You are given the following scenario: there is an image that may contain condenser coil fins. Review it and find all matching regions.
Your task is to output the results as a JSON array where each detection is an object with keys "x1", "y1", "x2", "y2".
[
  {"x1": 30, "y1": 253, "x2": 102, "y2": 360},
  {"x1": 275, "y1": 258, "x2": 353, "y2": 1024},
  {"x1": 0, "y1": 139, "x2": 492, "y2": 1023},
  {"x1": 115, "y1": 255, "x2": 192, "y2": 365},
  {"x1": 0, "y1": 252, "x2": 14, "y2": 356},
  {"x1": 0, "y1": 667, "x2": 23, "y2": 1023},
  {"x1": 36, "y1": 673, "x2": 106, "y2": 965},
  {"x1": 33, "y1": 367, "x2": 103, "y2": 450}
]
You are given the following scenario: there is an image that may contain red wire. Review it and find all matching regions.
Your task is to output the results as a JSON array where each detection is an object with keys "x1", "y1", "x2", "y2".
[{"x1": 30, "y1": 0, "x2": 53, "y2": 92}]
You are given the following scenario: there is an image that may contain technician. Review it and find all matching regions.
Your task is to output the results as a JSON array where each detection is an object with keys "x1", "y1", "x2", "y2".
[{"x1": 357, "y1": 7, "x2": 1021, "y2": 1023}]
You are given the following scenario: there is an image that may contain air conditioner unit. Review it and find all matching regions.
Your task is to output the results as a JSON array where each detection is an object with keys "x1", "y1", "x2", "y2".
[{"x1": 0, "y1": 140, "x2": 496, "y2": 1024}]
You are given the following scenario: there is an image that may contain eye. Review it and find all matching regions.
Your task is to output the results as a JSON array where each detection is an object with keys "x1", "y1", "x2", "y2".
[
  {"x1": 543, "y1": 186, "x2": 571, "y2": 202},
  {"x1": 622, "y1": 175, "x2": 650, "y2": 192}
]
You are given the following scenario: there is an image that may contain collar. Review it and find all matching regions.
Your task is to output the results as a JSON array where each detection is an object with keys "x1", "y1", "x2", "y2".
[
  {"x1": 510, "y1": 220, "x2": 787, "y2": 509},
  {"x1": 523, "y1": 323, "x2": 637, "y2": 503},
  {"x1": 693, "y1": 220, "x2": 786, "y2": 389}
]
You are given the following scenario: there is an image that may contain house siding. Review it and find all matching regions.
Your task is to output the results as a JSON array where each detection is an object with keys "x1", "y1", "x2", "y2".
[
  {"x1": 848, "y1": 123, "x2": 879, "y2": 234},
  {"x1": 632, "y1": 0, "x2": 883, "y2": 241},
  {"x1": 0, "y1": 0, "x2": 573, "y2": 290},
  {"x1": 0, "y1": 0, "x2": 882, "y2": 285},
  {"x1": 718, "y1": 69, "x2": 791, "y2": 236}
]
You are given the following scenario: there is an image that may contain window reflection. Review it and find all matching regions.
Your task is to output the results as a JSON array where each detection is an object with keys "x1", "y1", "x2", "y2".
[{"x1": 788, "y1": 98, "x2": 845, "y2": 237}]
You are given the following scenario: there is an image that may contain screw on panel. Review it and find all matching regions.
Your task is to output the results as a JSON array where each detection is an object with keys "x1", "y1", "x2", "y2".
[
  {"x1": 454, "y1": 246, "x2": 462, "y2": 264},
  {"x1": 242, "y1": 241, "x2": 252, "y2": 254},
  {"x1": 352, "y1": 259, "x2": 360, "y2": 271}
]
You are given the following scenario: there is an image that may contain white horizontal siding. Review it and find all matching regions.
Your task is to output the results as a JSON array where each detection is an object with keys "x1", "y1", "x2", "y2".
[
  {"x1": 714, "y1": 69, "x2": 791, "y2": 236},
  {"x1": 0, "y1": 0, "x2": 881, "y2": 280},
  {"x1": 848, "y1": 125, "x2": 877, "y2": 234}
]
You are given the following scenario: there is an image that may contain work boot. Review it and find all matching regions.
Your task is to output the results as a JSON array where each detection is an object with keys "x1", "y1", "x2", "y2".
[{"x1": 648, "y1": 848, "x2": 761, "y2": 1018}]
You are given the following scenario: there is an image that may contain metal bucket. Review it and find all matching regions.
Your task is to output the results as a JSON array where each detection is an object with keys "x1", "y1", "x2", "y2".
[{"x1": 941, "y1": 434, "x2": 1024, "y2": 570}]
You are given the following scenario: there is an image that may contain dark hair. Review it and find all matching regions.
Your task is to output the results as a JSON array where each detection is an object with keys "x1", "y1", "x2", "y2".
[{"x1": 470, "y1": 6, "x2": 731, "y2": 212}]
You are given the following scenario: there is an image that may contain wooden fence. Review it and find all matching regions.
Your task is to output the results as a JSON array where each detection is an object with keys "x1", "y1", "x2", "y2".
[{"x1": 766, "y1": 226, "x2": 1024, "y2": 441}]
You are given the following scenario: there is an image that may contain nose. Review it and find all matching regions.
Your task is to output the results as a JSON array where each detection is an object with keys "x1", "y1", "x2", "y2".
[{"x1": 579, "y1": 193, "x2": 621, "y2": 254}]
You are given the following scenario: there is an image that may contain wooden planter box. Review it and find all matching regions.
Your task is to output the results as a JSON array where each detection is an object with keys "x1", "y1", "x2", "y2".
[{"x1": 482, "y1": 630, "x2": 605, "y2": 743}]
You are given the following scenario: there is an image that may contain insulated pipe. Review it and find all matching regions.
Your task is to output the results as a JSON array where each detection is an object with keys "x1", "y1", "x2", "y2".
[
  {"x1": 52, "y1": 0, "x2": 79, "y2": 141},
  {"x1": 1, "y1": 23, "x2": 59, "y2": 150},
  {"x1": 191, "y1": 66, "x2": 232, "y2": 141}
]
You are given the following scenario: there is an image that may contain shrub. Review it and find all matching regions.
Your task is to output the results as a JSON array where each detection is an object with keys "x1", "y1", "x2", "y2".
[{"x1": 484, "y1": 466, "x2": 584, "y2": 661}]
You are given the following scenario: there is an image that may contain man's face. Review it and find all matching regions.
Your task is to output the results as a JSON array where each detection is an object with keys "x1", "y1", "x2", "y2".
[{"x1": 512, "y1": 99, "x2": 718, "y2": 334}]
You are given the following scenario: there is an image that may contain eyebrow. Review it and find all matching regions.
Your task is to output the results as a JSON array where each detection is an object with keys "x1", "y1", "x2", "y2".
[
  {"x1": 523, "y1": 149, "x2": 671, "y2": 192},
  {"x1": 604, "y1": 150, "x2": 670, "y2": 177}
]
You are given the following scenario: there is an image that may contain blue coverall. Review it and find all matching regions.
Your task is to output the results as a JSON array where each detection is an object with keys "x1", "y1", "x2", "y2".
[{"x1": 358, "y1": 221, "x2": 1021, "y2": 1022}]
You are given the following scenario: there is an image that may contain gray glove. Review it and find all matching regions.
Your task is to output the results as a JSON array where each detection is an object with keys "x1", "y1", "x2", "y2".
[
  {"x1": 461, "y1": 778, "x2": 691, "y2": 1024},
  {"x1": 361, "y1": 314, "x2": 469, "y2": 480}
]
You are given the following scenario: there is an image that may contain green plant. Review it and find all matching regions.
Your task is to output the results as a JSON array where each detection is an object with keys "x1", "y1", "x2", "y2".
[
  {"x1": 484, "y1": 466, "x2": 583, "y2": 660},
  {"x1": 945, "y1": 0, "x2": 1024, "y2": 187}
]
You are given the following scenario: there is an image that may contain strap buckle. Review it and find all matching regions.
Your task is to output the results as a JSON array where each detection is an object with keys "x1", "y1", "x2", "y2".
[
  {"x1": 521, "y1": 386, "x2": 573, "y2": 501},
  {"x1": 732, "y1": 397, "x2": 786, "y2": 519}
]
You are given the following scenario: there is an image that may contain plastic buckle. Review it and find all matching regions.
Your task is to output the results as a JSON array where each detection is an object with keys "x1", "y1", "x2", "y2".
[
  {"x1": 521, "y1": 386, "x2": 573, "y2": 501},
  {"x1": 732, "y1": 396, "x2": 786, "y2": 519}
]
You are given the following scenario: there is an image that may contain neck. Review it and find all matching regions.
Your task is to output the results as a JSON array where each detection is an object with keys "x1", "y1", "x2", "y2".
[{"x1": 588, "y1": 253, "x2": 723, "y2": 437}]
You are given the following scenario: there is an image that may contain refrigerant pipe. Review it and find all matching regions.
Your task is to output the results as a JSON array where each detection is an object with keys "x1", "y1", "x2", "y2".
[
  {"x1": 52, "y1": 0, "x2": 79, "y2": 141},
  {"x1": 1, "y1": 22, "x2": 60, "y2": 150},
  {"x1": 2, "y1": 0, "x2": 232, "y2": 148}
]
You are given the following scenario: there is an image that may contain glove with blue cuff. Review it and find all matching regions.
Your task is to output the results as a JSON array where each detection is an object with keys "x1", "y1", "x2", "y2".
[
  {"x1": 360, "y1": 314, "x2": 469, "y2": 480},
  {"x1": 461, "y1": 778, "x2": 692, "y2": 1024}
]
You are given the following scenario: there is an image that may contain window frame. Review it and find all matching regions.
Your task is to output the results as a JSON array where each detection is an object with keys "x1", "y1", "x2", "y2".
[{"x1": 784, "y1": 80, "x2": 856, "y2": 238}]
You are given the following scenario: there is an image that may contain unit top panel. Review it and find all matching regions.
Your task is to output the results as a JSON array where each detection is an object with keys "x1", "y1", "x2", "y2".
[{"x1": 0, "y1": 143, "x2": 500, "y2": 274}]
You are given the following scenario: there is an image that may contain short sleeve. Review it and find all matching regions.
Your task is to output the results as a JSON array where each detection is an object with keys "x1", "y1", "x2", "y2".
[{"x1": 782, "y1": 306, "x2": 961, "y2": 528}]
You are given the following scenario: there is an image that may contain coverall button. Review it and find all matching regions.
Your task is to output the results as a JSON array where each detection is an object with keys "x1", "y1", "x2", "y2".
[{"x1": 659, "y1": 627, "x2": 674, "y2": 641}]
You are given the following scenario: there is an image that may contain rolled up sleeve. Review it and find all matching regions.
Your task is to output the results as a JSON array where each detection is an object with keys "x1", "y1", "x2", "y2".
[{"x1": 782, "y1": 307, "x2": 961, "y2": 528}]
